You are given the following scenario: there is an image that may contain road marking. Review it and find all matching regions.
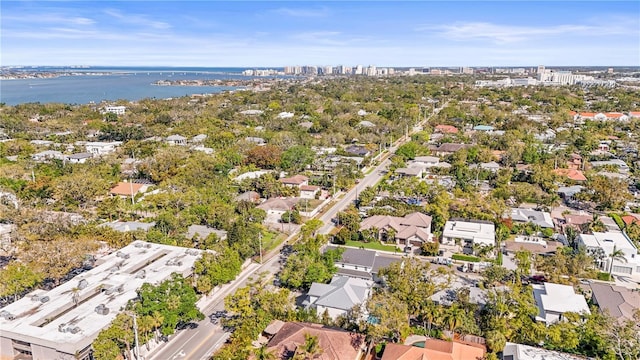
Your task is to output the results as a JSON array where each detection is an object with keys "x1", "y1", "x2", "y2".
[
  {"x1": 184, "y1": 329, "x2": 224, "y2": 359},
  {"x1": 171, "y1": 350, "x2": 186, "y2": 359},
  {"x1": 162, "y1": 331, "x2": 200, "y2": 360}
]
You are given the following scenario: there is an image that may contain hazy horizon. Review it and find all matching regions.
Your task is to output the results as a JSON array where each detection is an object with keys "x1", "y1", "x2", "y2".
[{"x1": 2, "y1": 1, "x2": 639, "y2": 67}]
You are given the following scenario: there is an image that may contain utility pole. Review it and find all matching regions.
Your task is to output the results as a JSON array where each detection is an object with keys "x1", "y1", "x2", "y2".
[
  {"x1": 258, "y1": 232, "x2": 263, "y2": 264},
  {"x1": 132, "y1": 313, "x2": 140, "y2": 360},
  {"x1": 129, "y1": 179, "x2": 135, "y2": 206}
]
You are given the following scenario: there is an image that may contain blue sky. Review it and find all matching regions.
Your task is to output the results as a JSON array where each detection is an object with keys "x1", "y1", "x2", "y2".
[{"x1": 1, "y1": 1, "x2": 639, "y2": 66}]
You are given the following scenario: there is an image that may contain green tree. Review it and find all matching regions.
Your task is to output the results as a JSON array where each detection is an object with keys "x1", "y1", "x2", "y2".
[
  {"x1": 281, "y1": 146, "x2": 315, "y2": 173},
  {"x1": 253, "y1": 344, "x2": 276, "y2": 360},
  {"x1": 295, "y1": 333, "x2": 323, "y2": 360},
  {"x1": 0, "y1": 262, "x2": 43, "y2": 302},
  {"x1": 133, "y1": 273, "x2": 204, "y2": 336}
]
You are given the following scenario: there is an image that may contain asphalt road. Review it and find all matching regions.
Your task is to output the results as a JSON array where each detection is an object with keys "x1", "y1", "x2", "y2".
[
  {"x1": 146, "y1": 254, "x2": 282, "y2": 360},
  {"x1": 145, "y1": 100, "x2": 447, "y2": 360}
]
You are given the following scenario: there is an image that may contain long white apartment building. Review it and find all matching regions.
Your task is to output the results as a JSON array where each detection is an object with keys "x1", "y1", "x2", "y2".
[{"x1": 0, "y1": 241, "x2": 203, "y2": 360}]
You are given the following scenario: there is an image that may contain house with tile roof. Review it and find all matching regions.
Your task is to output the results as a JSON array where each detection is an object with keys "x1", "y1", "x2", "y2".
[
  {"x1": 261, "y1": 321, "x2": 365, "y2": 360},
  {"x1": 109, "y1": 181, "x2": 150, "y2": 198},
  {"x1": 360, "y1": 212, "x2": 433, "y2": 250},
  {"x1": 279, "y1": 175, "x2": 309, "y2": 188},
  {"x1": 305, "y1": 276, "x2": 373, "y2": 319},
  {"x1": 553, "y1": 168, "x2": 587, "y2": 182},
  {"x1": 381, "y1": 340, "x2": 485, "y2": 360},
  {"x1": 435, "y1": 124, "x2": 459, "y2": 134},
  {"x1": 589, "y1": 282, "x2": 640, "y2": 323}
]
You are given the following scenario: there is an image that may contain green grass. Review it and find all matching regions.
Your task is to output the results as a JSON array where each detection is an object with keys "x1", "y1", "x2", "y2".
[
  {"x1": 608, "y1": 213, "x2": 625, "y2": 230},
  {"x1": 261, "y1": 231, "x2": 283, "y2": 252},
  {"x1": 343, "y1": 240, "x2": 400, "y2": 252},
  {"x1": 451, "y1": 254, "x2": 481, "y2": 262},
  {"x1": 596, "y1": 272, "x2": 611, "y2": 281}
]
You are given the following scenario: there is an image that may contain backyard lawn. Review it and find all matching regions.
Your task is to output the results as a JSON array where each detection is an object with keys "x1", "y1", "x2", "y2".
[{"x1": 343, "y1": 240, "x2": 400, "y2": 252}]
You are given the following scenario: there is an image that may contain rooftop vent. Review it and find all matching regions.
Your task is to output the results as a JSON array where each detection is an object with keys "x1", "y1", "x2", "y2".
[
  {"x1": 95, "y1": 304, "x2": 110, "y2": 315},
  {"x1": 116, "y1": 251, "x2": 130, "y2": 259},
  {"x1": 134, "y1": 242, "x2": 144, "y2": 248},
  {"x1": 166, "y1": 258, "x2": 183, "y2": 266},
  {"x1": 103, "y1": 285, "x2": 123, "y2": 295},
  {"x1": 185, "y1": 249, "x2": 199, "y2": 256},
  {"x1": 30, "y1": 294, "x2": 49, "y2": 303},
  {"x1": 0, "y1": 310, "x2": 15, "y2": 320},
  {"x1": 78, "y1": 279, "x2": 88, "y2": 290},
  {"x1": 135, "y1": 270, "x2": 146, "y2": 279}
]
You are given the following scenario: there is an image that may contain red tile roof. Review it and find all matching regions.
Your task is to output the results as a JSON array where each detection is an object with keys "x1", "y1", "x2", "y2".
[
  {"x1": 553, "y1": 168, "x2": 587, "y2": 181},
  {"x1": 110, "y1": 182, "x2": 145, "y2": 196},
  {"x1": 604, "y1": 112, "x2": 624, "y2": 118},
  {"x1": 621, "y1": 215, "x2": 640, "y2": 226},
  {"x1": 265, "y1": 322, "x2": 365, "y2": 360},
  {"x1": 435, "y1": 125, "x2": 459, "y2": 134},
  {"x1": 629, "y1": 111, "x2": 640, "y2": 117},
  {"x1": 381, "y1": 340, "x2": 486, "y2": 360},
  {"x1": 579, "y1": 112, "x2": 596, "y2": 118}
]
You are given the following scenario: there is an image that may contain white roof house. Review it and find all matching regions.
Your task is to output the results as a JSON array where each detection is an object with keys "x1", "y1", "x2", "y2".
[
  {"x1": 590, "y1": 159, "x2": 630, "y2": 173},
  {"x1": 442, "y1": 220, "x2": 495, "y2": 248},
  {"x1": 240, "y1": 109, "x2": 264, "y2": 116},
  {"x1": 32, "y1": 150, "x2": 64, "y2": 162},
  {"x1": 166, "y1": 135, "x2": 187, "y2": 146},
  {"x1": 532, "y1": 282, "x2": 590, "y2": 324},
  {"x1": 305, "y1": 276, "x2": 373, "y2": 320},
  {"x1": 84, "y1": 141, "x2": 122, "y2": 156},
  {"x1": 509, "y1": 208, "x2": 554, "y2": 228},
  {"x1": 0, "y1": 241, "x2": 202, "y2": 360},
  {"x1": 277, "y1": 112, "x2": 294, "y2": 119},
  {"x1": 503, "y1": 342, "x2": 586, "y2": 360},
  {"x1": 101, "y1": 106, "x2": 126, "y2": 115},
  {"x1": 579, "y1": 231, "x2": 640, "y2": 276}
]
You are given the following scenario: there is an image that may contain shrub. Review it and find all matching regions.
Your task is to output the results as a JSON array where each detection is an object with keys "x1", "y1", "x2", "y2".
[{"x1": 452, "y1": 254, "x2": 481, "y2": 262}]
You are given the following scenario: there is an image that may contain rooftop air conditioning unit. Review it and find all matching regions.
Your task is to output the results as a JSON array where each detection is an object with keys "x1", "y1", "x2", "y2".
[{"x1": 78, "y1": 279, "x2": 88, "y2": 290}]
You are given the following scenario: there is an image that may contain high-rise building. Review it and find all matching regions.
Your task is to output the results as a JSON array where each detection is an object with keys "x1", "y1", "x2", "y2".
[{"x1": 354, "y1": 65, "x2": 363, "y2": 75}]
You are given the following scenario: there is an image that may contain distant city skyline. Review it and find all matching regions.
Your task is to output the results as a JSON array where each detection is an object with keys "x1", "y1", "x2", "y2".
[{"x1": 2, "y1": 1, "x2": 639, "y2": 67}]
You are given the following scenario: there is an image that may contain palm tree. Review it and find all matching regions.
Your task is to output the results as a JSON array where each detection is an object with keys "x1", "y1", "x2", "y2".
[
  {"x1": 70, "y1": 287, "x2": 80, "y2": 307},
  {"x1": 151, "y1": 311, "x2": 164, "y2": 342},
  {"x1": 443, "y1": 305, "x2": 464, "y2": 336},
  {"x1": 608, "y1": 245, "x2": 626, "y2": 279},
  {"x1": 295, "y1": 333, "x2": 323, "y2": 360},
  {"x1": 253, "y1": 344, "x2": 276, "y2": 360}
]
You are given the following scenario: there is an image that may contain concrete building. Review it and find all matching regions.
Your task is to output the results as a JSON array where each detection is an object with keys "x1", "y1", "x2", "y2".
[
  {"x1": 578, "y1": 231, "x2": 640, "y2": 276},
  {"x1": 84, "y1": 141, "x2": 122, "y2": 156},
  {"x1": 503, "y1": 342, "x2": 586, "y2": 360},
  {"x1": 442, "y1": 220, "x2": 495, "y2": 255},
  {"x1": 532, "y1": 282, "x2": 590, "y2": 324},
  {"x1": 0, "y1": 241, "x2": 202, "y2": 360},
  {"x1": 101, "y1": 106, "x2": 126, "y2": 115}
]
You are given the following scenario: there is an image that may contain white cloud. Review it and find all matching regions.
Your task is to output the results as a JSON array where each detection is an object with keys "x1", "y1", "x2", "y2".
[
  {"x1": 103, "y1": 9, "x2": 171, "y2": 30},
  {"x1": 419, "y1": 21, "x2": 633, "y2": 44},
  {"x1": 273, "y1": 7, "x2": 329, "y2": 18}
]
